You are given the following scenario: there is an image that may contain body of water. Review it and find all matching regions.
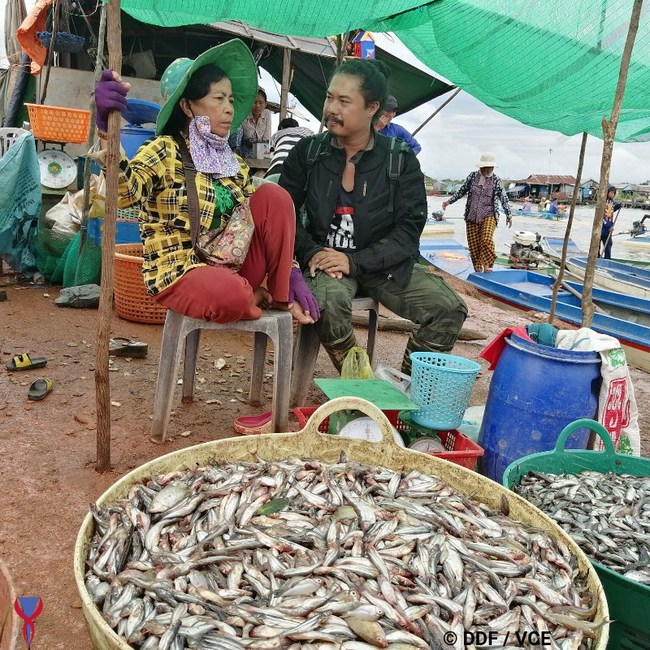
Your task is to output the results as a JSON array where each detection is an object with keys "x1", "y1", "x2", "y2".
[{"x1": 427, "y1": 196, "x2": 650, "y2": 263}]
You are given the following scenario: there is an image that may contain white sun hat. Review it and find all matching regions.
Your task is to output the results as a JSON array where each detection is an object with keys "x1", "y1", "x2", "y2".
[{"x1": 476, "y1": 153, "x2": 497, "y2": 168}]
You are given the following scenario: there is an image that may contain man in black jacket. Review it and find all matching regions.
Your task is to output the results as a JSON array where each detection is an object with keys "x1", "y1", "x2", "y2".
[{"x1": 279, "y1": 58, "x2": 467, "y2": 373}]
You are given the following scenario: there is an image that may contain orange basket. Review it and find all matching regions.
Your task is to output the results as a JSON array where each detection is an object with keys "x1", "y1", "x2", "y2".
[
  {"x1": 25, "y1": 103, "x2": 90, "y2": 144},
  {"x1": 114, "y1": 244, "x2": 167, "y2": 324},
  {"x1": 294, "y1": 406, "x2": 484, "y2": 470}
]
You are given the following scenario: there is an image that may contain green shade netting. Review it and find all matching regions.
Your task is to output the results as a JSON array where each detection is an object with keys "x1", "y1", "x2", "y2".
[{"x1": 117, "y1": 0, "x2": 650, "y2": 143}]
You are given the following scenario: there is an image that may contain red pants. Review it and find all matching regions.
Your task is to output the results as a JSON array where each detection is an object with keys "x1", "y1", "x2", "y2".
[{"x1": 153, "y1": 183, "x2": 295, "y2": 322}]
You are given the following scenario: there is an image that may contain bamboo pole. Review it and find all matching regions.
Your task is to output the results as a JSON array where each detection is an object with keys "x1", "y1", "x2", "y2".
[
  {"x1": 548, "y1": 131, "x2": 588, "y2": 322},
  {"x1": 95, "y1": 0, "x2": 122, "y2": 473},
  {"x1": 279, "y1": 48, "x2": 292, "y2": 121},
  {"x1": 582, "y1": 0, "x2": 644, "y2": 327}
]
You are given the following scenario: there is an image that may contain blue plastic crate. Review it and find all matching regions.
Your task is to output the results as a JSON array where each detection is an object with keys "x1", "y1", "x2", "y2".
[{"x1": 87, "y1": 218, "x2": 140, "y2": 247}]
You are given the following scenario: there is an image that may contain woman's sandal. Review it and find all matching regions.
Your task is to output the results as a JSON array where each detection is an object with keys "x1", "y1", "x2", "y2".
[
  {"x1": 28, "y1": 378, "x2": 53, "y2": 401},
  {"x1": 234, "y1": 411, "x2": 273, "y2": 436},
  {"x1": 6, "y1": 353, "x2": 48, "y2": 371}
]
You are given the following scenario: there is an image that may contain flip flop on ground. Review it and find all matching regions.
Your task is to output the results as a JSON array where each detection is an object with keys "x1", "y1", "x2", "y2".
[
  {"x1": 28, "y1": 378, "x2": 53, "y2": 401},
  {"x1": 234, "y1": 411, "x2": 273, "y2": 436},
  {"x1": 109, "y1": 337, "x2": 148, "y2": 358},
  {"x1": 6, "y1": 353, "x2": 48, "y2": 371}
]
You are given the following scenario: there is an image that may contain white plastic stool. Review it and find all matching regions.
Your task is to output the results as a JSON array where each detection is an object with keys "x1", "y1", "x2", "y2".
[
  {"x1": 152, "y1": 310, "x2": 293, "y2": 441},
  {"x1": 290, "y1": 297, "x2": 379, "y2": 406}
]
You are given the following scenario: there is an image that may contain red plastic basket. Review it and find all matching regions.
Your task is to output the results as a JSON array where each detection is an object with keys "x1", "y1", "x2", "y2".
[{"x1": 294, "y1": 406, "x2": 484, "y2": 470}]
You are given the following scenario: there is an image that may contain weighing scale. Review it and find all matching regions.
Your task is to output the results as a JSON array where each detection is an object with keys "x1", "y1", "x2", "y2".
[{"x1": 37, "y1": 148, "x2": 77, "y2": 189}]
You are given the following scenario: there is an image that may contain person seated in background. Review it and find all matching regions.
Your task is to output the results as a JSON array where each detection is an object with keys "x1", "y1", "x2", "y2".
[
  {"x1": 521, "y1": 196, "x2": 532, "y2": 211},
  {"x1": 241, "y1": 87, "x2": 272, "y2": 158},
  {"x1": 548, "y1": 198, "x2": 559, "y2": 214},
  {"x1": 373, "y1": 95, "x2": 421, "y2": 155},
  {"x1": 265, "y1": 117, "x2": 314, "y2": 179},
  {"x1": 228, "y1": 124, "x2": 243, "y2": 155}
]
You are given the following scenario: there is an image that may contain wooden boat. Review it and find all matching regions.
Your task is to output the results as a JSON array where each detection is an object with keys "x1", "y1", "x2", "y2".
[
  {"x1": 539, "y1": 236, "x2": 584, "y2": 259},
  {"x1": 565, "y1": 256, "x2": 650, "y2": 299},
  {"x1": 540, "y1": 236, "x2": 650, "y2": 268},
  {"x1": 421, "y1": 216, "x2": 455, "y2": 236},
  {"x1": 467, "y1": 268, "x2": 650, "y2": 371},
  {"x1": 623, "y1": 234, "x2": 650, "y2": 249},
  {"x1": 515, "y1": 209, "x2": 567, "y2": 220},
  {"x1": 419, "y1": 238, "x2": 473, "y2": 279}
]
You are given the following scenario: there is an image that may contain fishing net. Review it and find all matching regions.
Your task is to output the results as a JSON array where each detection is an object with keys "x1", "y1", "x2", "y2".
[
  {"x1": 34, "y1": 226, "x2": 73, "y2": 282},
  {"x1": 118, "y1": 0, "x2": 650, "y2": 141},
  {"x1": 60, "y1": 231, "x2": 102, "y2": 288}
]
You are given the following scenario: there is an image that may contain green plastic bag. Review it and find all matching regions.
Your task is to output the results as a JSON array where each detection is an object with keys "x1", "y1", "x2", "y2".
[
  {"x1": 329, "y1": 347, "x2": 375, "y2": 433},
  {"x1": 340, "y1": 346, "x2": 374, "y2": 380}
]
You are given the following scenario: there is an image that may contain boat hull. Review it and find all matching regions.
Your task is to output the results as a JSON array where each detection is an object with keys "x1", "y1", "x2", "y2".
[
  {"x1": 419, "y1": 238, "x2": 473, "y2": 278},
  {"x1": 467, "y1": 269, "x2": 650, "y2": 371},
  {"x1": 566, "y1": 256, "x2": 650, "y2": 299}
]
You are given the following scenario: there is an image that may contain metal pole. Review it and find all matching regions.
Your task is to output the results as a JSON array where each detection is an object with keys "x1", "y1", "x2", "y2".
[{"x1": 411, "y1": 87, "x2": 461, "y2": 136}]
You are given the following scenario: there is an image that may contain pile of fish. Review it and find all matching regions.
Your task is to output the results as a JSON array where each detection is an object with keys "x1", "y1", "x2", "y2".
[
  {"x1": 85, "y1": 455, "x2": 603, "y2": 649},
  {"x1": 514, "y1": 470, "x2": 650, "y2": 586}
]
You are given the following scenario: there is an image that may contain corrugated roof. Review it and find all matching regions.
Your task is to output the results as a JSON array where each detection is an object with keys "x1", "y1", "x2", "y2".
[
  {"x1": 209, "y1": 21, "x2": 337, "y2": 57},
  {"x1": 514, "y1": 175, "x2": 577, "y2": 185}
]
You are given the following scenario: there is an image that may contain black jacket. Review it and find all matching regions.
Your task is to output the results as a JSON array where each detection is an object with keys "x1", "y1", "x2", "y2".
[{"x1": 279, "y1": 132, "x2": 427, "y2": 287}]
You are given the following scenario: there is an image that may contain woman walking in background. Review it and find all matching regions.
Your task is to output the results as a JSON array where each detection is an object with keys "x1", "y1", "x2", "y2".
[{"x1": 442, "y1": 153, "x2": 512, "y2": 273}]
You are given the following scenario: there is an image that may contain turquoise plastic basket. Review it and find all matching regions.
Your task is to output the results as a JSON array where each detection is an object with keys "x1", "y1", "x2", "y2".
[{"x1": 409, "y1": 352, "x2": 481, "y2": 430}]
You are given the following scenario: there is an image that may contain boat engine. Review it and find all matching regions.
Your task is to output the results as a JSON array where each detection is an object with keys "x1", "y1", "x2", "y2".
[
  {"x1": 630, "y1": 215, "x2": 650, "y2": 237},
  {"x1": 509, "y1": 231, "x2": 546, "y2": 268}
]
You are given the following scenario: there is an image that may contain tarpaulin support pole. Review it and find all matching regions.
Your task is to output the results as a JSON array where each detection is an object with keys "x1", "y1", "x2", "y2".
[
  {"x1": 548, "y1": 131, "x2": 588, "y2": 323},
  {"x1": 95, "y1": 0, "x2": 121, "y2": 473},
  {"x1": 582, "y1": 0, "x2": 644, "y2": 328},
  {"x1": 279, "y1": 48, "x2": 292, "y2": 121},
  {"x1": 412, "y1": 87, "x2": 460, "y2": 136}
]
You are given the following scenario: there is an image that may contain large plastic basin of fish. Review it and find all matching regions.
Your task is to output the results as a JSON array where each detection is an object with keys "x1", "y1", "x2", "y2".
[
  {"x1": 504, "y1": 418, "x2": 650, "y2": 650},
  {"x1": 0, "y1": 558, "x2": 18, "y2": 650},
  {"x1": 74, "y1": 398, "x2": 610, "y2": 649}
]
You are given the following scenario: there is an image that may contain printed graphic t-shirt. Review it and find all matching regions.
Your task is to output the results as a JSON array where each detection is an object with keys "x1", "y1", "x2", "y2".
[{"x1": 326, "y1": 187, "x2": 356, "y2": 250}]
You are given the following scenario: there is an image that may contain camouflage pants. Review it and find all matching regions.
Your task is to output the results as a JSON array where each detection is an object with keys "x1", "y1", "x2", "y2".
[{"x1": 304, "y1": 263, "x2": 468, "y2": 373}]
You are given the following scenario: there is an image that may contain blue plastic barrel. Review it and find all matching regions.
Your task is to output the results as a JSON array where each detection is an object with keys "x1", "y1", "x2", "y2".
[
  {"x1": 120, "y1": 125, "x2": 155, "y2": 159},
  {"x1": 478, "y1": 333, "x2": 601, "y2": 483}
]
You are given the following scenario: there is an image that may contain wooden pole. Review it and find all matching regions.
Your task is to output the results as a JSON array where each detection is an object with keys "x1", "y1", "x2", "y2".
[
  {"x1": 279, "y1": 48, "x2": 292, "y2": 121},
  {"x1": 79, "y1": 2, "x2": 107, "y2": 255},
  {"x1": 582, "y1": 0, "x2": 643, "y2": 328},
  {"x1": 95, "y1": 0, "x2": 122, "y2": 473},
  {"x1": 548, "y1": 131, "x2": 588, "y2": 322},
  {"x1": 411, "y1": 87, "x2": 461, "y2": 136}
]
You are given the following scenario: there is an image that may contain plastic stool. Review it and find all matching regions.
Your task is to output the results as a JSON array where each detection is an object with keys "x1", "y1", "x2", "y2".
[
  {"x1": 290, "y1": 297, "x2": 379, "y2": 406},
  {"x1": 152, "y1": 309, "x2": 293, "y2": 441}
]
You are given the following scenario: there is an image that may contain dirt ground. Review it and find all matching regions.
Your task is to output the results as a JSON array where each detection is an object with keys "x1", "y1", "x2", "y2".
[{"x1": 1, "y1": 277, "x2": 648, "y2": 649}]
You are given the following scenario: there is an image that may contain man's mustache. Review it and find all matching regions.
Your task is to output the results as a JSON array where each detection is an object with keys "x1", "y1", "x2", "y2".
[{"x1": 325, "y1": 115, "x2": 343, "y2": 126}]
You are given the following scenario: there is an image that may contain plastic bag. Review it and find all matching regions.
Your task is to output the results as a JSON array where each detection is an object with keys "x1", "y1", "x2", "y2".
[
  {"x1": 340, "y1": 346, "x2": 374, "y2": 380},
  {"x1": 330, "y1": 347, "x2": 374, "y2": 434},
  {"x1": 374, "y1": 365, "x2": 411, "y2": 395}
]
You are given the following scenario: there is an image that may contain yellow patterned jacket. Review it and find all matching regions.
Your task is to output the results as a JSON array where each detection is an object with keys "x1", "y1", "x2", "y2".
[{"x1": 116, "y1": 136, "x2": 254, "y2": 295}]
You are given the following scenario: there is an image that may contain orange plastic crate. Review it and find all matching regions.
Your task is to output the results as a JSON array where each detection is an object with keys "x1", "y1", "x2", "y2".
[
  {"x1": 294, "y1": 406, "x2": 484, "y2": 470},
  {"x1": 25, "y1": 103, "x2": 90, "y2": 144}
]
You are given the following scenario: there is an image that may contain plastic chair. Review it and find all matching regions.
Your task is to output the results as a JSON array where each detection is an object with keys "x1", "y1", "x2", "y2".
[
  {"x1": 0, "y1": 128, "x2": 28, "y2": 157},
  {"x1": 290, "y1": 297, "x2": 379, "y2": 406},
  {"x1": 152, "y1": 309, "x2": 293, "y2": 441}
]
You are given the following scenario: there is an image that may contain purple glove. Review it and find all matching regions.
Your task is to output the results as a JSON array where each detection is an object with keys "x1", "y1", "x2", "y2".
[
  {"x1": 289, "y1": 267, "x2": 320, "y2": 320},
  {"x1": 95, "y1": 69, "x2": 128, "y2": 132}
]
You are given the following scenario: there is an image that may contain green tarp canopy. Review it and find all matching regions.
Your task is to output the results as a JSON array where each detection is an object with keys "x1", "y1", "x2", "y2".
[{"x1": 116, "y1": 0, "x2": 650, "y2": 143}]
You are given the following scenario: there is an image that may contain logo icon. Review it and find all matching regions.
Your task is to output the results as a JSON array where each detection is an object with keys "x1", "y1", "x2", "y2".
[{"x1": 14, "y1": 597, "x2": 43, "y2": 649}]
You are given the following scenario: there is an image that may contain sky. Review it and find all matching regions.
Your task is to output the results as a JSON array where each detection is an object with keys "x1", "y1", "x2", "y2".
[{"x1": 2, "y1": 4, "x2": 649, "y2": 184}]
